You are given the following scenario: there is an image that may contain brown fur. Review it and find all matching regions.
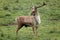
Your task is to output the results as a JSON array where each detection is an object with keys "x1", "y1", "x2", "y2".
[{"x1": 16, "y1": 16, "x2": 35, "y2": 27}]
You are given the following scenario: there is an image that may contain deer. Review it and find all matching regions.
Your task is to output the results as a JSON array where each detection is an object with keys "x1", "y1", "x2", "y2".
[{"x1": 15, "y1": 2, "x2": 46, "y2": 39}]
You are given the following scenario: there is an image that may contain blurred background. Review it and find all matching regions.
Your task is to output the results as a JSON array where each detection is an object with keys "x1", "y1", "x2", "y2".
[{"x1": 0, "y1": 0, "x2": 60, "y2": 40}]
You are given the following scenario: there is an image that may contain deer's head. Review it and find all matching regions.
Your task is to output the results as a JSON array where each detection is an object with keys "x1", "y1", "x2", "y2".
[
  {"x1": 31, "y1": 5, "x2": 37, "y2": 13},
  {"x1": 31, "y1": 2, "x2": 46, "y2": 16}
]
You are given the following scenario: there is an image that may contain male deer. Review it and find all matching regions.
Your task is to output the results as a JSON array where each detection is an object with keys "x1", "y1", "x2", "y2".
[{"x1": 15, "y1": 2, "x2": 46, "y2": 38}]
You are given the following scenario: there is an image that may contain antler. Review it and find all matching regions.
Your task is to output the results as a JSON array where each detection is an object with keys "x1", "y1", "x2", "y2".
[{"x1": 36, "y1": 2, "x2": 46, "y2": 8}]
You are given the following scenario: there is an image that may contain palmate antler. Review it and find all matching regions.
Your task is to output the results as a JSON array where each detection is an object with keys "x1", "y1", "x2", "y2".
[{"x1": 36, "y1": 2, "x2": 46, "y2": 8}]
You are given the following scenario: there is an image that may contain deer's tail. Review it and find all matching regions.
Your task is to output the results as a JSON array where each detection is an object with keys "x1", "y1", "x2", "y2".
[{"x1": 15, "y1": 17, "x2": 18, "y2": 23}]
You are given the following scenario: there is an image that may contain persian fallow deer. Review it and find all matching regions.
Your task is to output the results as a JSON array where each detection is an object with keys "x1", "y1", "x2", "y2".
[{"x1": 15, "y1": 2, "x2": 46, "y2": 39}]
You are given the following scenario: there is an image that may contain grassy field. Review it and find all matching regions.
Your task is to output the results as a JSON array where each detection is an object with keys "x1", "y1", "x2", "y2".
[
  {"x1": 0, "y1": 21, "x2": 60, "y2": 40},
  {"x1": 0, "y1": 0, "x2": 60, "y2": 40}
]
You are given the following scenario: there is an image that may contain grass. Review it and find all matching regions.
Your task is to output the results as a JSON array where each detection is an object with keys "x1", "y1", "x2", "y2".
[
  {"x1": 0, "y1": 20, "x2": 60, "y2": 40},
  {"x1": 0, "y1": 0, "x2": 60, "y2": 40}
]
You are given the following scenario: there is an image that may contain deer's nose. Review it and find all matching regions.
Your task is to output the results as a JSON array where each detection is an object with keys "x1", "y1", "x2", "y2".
[{"x1": 32, "y1": 9, "x2": 35, "y2": 12}]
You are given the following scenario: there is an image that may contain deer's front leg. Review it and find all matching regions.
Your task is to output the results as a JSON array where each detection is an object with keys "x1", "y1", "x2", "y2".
[
  {"x1": 35, "y1": 25, "x2": 38, "y2": 37},
  {"x1": 32, "y1": 26, "x2": 35, "y2": 35}
]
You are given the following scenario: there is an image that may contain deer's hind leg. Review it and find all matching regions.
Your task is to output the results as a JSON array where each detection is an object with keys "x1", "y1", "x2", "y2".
[{"x1": 16, "y1": 24, "x2": 23, "y2": 40}]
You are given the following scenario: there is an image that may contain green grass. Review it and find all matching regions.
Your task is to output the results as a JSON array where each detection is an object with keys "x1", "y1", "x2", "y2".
[
  {"x1": 0, "y1": 21, "x2": 60, "y2": 40},
  {"x1": 0, "y1": 0, "x2": 60, "y2": 40}
]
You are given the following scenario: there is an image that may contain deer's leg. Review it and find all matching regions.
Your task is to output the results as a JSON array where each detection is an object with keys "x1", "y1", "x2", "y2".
[
  {"x1": 32, "y1": 26, "x2": 35, "y2": 35},
  {"x1": 16, "y1": 24, "x2": 23, "y2": 39},
  {"x1": 35, "y1": 25, "x2": 38, "y2": 37}
]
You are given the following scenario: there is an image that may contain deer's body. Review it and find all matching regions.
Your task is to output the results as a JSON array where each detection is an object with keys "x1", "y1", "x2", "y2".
[
  {"x1": 16, "y1": 16, "x2": 35, "y2": 27},
  {"x1": 16, "y1": 15, "x2": 40, "y2": 39}
]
